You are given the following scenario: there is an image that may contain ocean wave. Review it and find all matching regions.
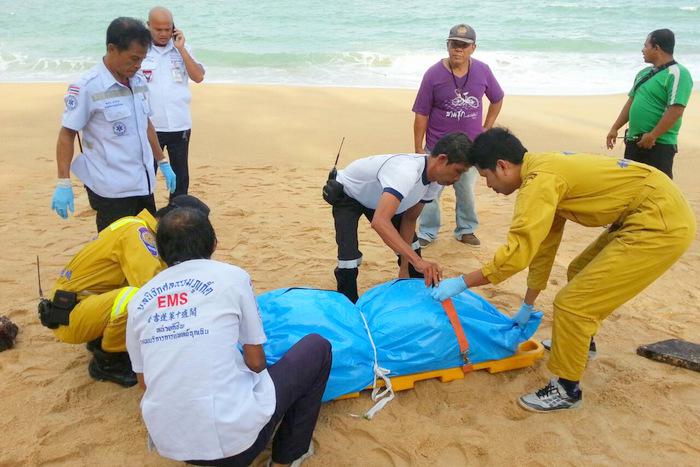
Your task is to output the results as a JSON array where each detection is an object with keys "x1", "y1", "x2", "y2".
[
  {"x1": 1, "y1": 48, "x2": 698, "y2": 96},
  {"x1": 199, "y1": 50, "x2": 700, "y2": 95}
]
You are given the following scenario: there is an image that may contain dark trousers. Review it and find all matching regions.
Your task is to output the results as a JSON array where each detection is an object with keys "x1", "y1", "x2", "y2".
[
  {"x1": 187, "y1": 334, "x2": 332, "y2": 467},
  {"x1": 333, "y1": 194, "x2": 423, "y2": 303},
  {"x1": 86, "y1": 186, "x2": 156, "y2": 233},
  {"x1": 154, "y1": 130, "x2": 191, "y2": 199},
  {"x1": 624, "y1": 141, "x2": 677, "y2": 179}
]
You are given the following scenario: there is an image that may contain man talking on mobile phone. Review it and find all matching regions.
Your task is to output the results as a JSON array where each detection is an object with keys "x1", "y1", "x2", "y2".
[{"x1": 144, "y1": 6, "x2": 205, "y2": 200}]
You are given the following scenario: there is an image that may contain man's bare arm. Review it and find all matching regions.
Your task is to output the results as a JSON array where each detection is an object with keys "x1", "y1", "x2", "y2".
[
  {"x1": 413, "y1": 113, "x2": 429, "y2": 153},
  {"x1": 371, "y1": 193, "x2": 442, "y2": 286},
  {"x1": 56, "y1": 127, "x2": 77, "y2": 178},
  {"x1": 483, "y1": 99, "x2": 503, "y2": 130},
  {"x1": 606, "y1": 97, "x2": 633, "y2": 149},
  {"x1": 243, "y1": 344, "x2": 267, "y2": 373},
  {"x1": 147, "y1": 120, "x2": 166, "y2": 162},
  {"x1": 397, "y1": 202, "x2": 424, "y2": 276}
]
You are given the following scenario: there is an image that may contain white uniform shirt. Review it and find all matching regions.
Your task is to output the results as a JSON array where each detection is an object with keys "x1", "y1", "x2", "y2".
[
  {"x1": 336, "y1": 154, "x2": 441, "y2": 213},
  {"x1": 126, "y1": 259, "x2": 276, "y2": 461},
  {"x1": 141, "y1": 40, "x2": 203, "y2": 132},
  {"x1": 62, "y1": 61, "x2": 155, "y2": 198}
]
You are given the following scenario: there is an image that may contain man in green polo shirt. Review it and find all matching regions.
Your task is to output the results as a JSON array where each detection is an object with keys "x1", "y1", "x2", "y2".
[{"x1": 606, "y1": 29, "x2": 693, "y2": 179}]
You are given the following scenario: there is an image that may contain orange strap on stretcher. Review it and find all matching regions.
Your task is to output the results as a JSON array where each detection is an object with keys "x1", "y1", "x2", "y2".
[{"x1": 442, "y1": 298, "x2": 473, "y2": 373}]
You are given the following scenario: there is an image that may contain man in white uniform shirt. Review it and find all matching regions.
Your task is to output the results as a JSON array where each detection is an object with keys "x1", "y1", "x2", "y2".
[
  {"x1": 51, "y1": 17, "x2": 177, "y2": 232},
  {"x1": 323, "y1": 132, "x2": 472, "y2": 302},
  {"x1": 127, "y1": 208, "x2": 331, "y2": 466},
  {"x1": 144, "y1": 6, "x2": 205, "y2": 200}
]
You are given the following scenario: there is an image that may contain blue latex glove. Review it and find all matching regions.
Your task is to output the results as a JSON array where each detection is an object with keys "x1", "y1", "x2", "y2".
[
  {"x1": 430, "y1": 275, "x2": 467, "y2": 301},
  {"x1": 51, "y1": 179, "x2": 74, "y2": 219},
  {"x1": 158, "y1": 160, "x2": 177, "y2": 193},
  {"x1": 512, "y1": 302, "x2": 534, "y2": 327}
]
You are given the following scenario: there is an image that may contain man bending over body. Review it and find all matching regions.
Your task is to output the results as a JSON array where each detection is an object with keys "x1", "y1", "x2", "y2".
[
  {"x1": 324, "y1": 132, "x2": 472, "y2": 302},
  {"x1": 431, "y1": 128, "x2": 695, "y2": 412}
]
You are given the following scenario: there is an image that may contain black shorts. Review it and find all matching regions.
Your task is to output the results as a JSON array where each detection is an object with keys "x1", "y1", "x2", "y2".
[{"x1": 624, "y1": 141, "x2": 677, "y2": 179}]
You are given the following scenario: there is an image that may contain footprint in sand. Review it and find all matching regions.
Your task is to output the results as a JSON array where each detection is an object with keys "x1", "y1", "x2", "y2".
[
  {"x1": 19, "y1": 366, "x2": 59, "y2": 387},
  {"x1": 347, "y1": 428, "x2": 411, "y2": 466},
  {"x1": 6, "y1": 308, "x2": 27, "y2": 320},
  {"x1": 502, "y1": 401, "x2": 530, "y2": 421},
  {"x1": 524, "y1": 430, "x2": 565, "y2": 453},
  {"x1": 443, "y1": 442, "x2": 489, "y2": 464},
  {"x1": 221, "y1": 208, "x2": 248, "y2": 217},
  {"x1": 76, "y1": 209, "x2": 95, "y2": 218}
]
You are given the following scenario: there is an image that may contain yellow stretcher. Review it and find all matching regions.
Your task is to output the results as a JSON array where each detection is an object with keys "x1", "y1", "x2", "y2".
[{"x1": 337, "y1": 338, "x2": 544, "y2": 400}]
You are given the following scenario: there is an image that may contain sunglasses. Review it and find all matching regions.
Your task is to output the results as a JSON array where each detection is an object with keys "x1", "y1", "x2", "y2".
[{"x1": 447, "y1": 40, "x2": 474, "y2": 49}]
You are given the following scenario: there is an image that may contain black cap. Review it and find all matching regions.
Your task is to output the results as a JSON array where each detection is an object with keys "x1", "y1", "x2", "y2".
[
  {"x1": 156, "y1": 195, "x2": 210, "y2": 218},
  {"x1": 447, "y1": 24, "x2": 476, "y2": 44}
]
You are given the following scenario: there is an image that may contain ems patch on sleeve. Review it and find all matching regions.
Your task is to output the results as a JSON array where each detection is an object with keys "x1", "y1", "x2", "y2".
[
  {"x1": 138, "y1": 227, "x2": 159, "y2": 256},
  {"x1": 64, "y1": 94, "x2": 78, "y2": 111}
]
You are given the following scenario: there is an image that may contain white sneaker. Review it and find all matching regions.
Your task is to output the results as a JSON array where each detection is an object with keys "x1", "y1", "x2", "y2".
[
  {"x1": 519, "y1": 378, "x2": 582, "y2": 412},
  {"x1": 541, "y1": 338, "x2": 597, "y2": 360}
]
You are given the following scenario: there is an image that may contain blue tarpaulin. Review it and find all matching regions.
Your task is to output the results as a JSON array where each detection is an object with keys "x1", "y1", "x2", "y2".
[
  {"x1": 356, "y1": 279, "x2": 542, "y2": 376},
  {"x1": 257, "y1": 280, "x2": 542, "y2": 400},
  {"x1": 256, "y1": 288, "x2": 375, "y2": 402}
]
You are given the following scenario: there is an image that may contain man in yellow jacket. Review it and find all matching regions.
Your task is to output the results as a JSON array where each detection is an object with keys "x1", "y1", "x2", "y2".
[
  {"x1": 431, "y1": 128, "x2": 695, "y2": 412},
  {"x1": 39, "y1": 195, "x2": 209, "y2": 387}
]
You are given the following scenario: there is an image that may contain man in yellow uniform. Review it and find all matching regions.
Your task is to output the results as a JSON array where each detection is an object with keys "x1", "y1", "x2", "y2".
[
  {"x1": 39, "y1": 195, "x2": 209, "y2": 387},
  {"x1": 431, "y1": 128, "x2": 695, "y2": 412}
]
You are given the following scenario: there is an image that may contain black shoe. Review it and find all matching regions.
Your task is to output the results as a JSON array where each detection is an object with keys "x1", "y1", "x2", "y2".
[
  {"x1": 86, "y1": 338, "x2": 102, "y2": 354},
  {"x1": 88, "y1": 351, "x2": 137, "y2": 388}
]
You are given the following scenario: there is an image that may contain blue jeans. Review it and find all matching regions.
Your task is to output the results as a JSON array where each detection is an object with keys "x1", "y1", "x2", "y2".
[{"x1": 418, "y1": 166, "x2": 479, "y2": 241}]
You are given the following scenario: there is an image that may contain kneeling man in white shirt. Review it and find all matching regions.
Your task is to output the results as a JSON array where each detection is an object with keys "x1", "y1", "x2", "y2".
[{"x1": 127, "y1": 207, "x2": 331, "y2": 466}]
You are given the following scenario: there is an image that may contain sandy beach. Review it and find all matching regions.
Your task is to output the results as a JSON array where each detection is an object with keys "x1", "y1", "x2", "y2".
[{"x1": 0, "y1": 83, "x2": 698, "y2": 466}]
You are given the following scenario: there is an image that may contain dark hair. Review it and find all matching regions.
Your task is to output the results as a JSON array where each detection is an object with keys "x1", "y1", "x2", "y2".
[
  {"x1": 648, "y1": 29, "x2": 675, "y2": 55},
  {"x1": 468, "y1": 128, "x2": 528, "y2": 170},
  {"x1": 430, "y1": 132, "x2": 472, "y2": 164},
  {"x1": 156, "y1": 208, "x2": 217, "y2": 267},
  {"x1": 106, "y1": 17, "x2": 152, "y2": 51}
]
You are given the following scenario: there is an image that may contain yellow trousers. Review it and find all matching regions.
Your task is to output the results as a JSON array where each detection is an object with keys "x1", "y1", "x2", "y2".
[
  {"x1": 52, "y1": 286, "x2": 139, "y2": 353},
  {"x1": 548, "y1": 174, "x2": 696, "y2": 381}
]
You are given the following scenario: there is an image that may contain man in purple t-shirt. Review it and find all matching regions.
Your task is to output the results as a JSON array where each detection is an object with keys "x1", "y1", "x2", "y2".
[{"x1": 413, "y1": 24, "x2": 504, "y2": 247}]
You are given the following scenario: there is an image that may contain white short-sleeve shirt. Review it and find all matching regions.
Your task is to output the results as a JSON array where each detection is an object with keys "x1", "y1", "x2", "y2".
[
  {"x1": 61, "y1": 61, "x2": 156, "y2": 198},
  {"x1": 141, "y1": 40, "x2": 204, "y2": 132},
  {"x1": 126, "y1": 259, "x2": 276, "y2": 461},
  {"x1": 336, "y1": 154, "x2": 441, "y2": 213}
]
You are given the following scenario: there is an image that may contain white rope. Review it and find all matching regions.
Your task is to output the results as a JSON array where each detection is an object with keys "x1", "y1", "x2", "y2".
[{"x1": 352, "y1": 309, "x2": 394, "y2": 420}]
